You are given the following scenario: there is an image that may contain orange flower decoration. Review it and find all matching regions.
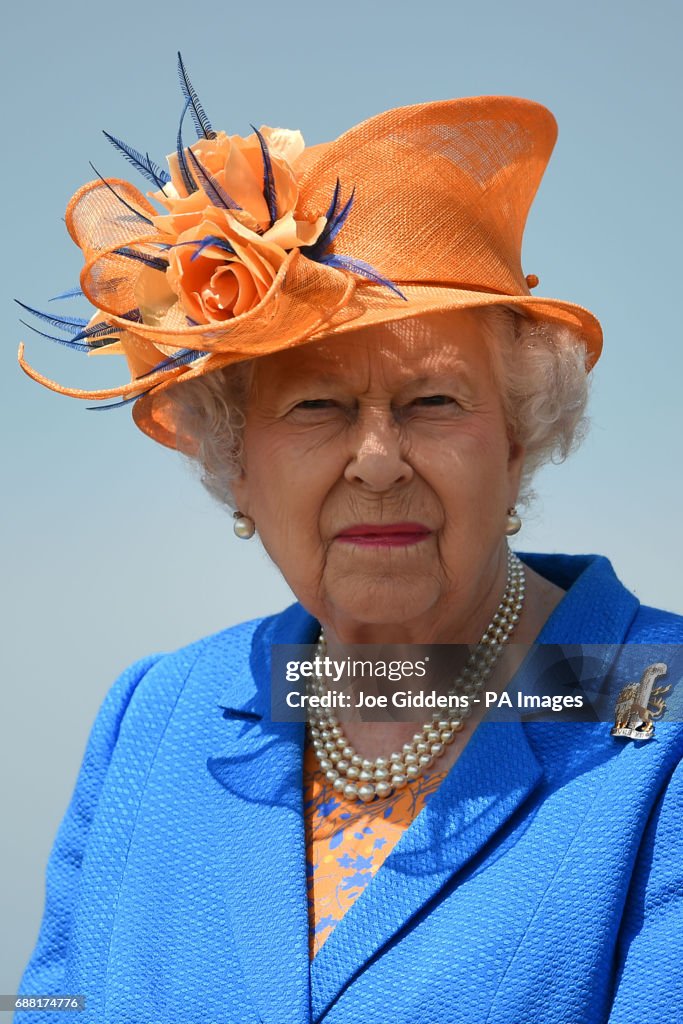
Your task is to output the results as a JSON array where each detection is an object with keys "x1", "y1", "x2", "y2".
[{"x1": 153, "y1": 126, "x2": 328, "y2": 323}]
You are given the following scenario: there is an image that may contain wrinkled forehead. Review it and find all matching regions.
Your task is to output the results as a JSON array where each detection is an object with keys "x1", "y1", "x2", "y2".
[{"x1": 253, "y1": 309, "x2": 495, "y2": 388}]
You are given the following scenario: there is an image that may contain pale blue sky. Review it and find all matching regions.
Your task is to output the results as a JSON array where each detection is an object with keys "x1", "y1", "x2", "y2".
[{"x1": 2, "y1": 0, "x2": 682, "y2": 990}]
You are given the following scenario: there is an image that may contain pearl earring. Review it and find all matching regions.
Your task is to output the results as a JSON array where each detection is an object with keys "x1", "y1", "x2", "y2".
[
  {"x1": 233, "y1": 511, "x2": 256, "y2": 540},
  {"x1": 505, "y1": 506, "x2": 522, "y2": 536}
]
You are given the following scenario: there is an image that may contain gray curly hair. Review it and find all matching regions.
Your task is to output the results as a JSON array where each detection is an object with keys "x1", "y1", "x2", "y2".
[{"x1": 169, "y1": 306, "x2": 591, "y2": 509}]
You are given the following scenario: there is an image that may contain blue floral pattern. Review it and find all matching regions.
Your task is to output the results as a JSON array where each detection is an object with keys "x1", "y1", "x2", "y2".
[{"x1": 303, "y1": 740, "x2": 448, "y2": 957}]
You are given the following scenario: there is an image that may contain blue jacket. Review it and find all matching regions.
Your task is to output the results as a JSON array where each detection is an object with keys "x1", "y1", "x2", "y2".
[{"x1": 15, "y1": 554, "x2": 683, "y2": 1024}]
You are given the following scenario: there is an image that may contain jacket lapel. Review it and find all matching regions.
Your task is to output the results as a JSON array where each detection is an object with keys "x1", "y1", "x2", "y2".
[{"x1": 206, "y1": 604, "x2": 318, "y2": 1024}]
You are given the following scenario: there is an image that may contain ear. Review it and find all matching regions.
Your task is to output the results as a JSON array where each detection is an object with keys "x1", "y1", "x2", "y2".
[
  {"x1": 506, "y1": 439, "x2": 525, "y2": 506},
  {"x1": 230, "y1": 470, "x2": 250, "y2": 515}
]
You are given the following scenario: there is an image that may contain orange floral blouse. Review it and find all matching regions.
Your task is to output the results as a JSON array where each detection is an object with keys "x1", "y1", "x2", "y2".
[{"x1": 303, "y1": 738, "x2": 450, "y2": 959}]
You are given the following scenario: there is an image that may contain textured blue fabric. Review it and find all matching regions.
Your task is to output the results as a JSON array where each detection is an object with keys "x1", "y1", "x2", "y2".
[{"x1": 14, "y1": 553, "x2": 683, "y2": 1024}]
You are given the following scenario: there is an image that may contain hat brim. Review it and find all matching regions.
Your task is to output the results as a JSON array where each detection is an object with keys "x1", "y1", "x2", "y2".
[{"x1": 132, "y1": 281, "x2": 602, "y2": 453}]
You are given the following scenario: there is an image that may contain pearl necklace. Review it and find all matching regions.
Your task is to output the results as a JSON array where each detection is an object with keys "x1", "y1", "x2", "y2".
[{"x1": 306, "y1": 547, "x2": 526, "y2": 803}]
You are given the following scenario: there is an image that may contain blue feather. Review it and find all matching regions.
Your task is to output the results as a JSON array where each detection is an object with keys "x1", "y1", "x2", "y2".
[
  {"x1": 70, "y1": 323, "x2": 120, "y2": 344},
  {"x1": 86, "y1": 345, "x2": 208, "y2": 410},
  {"x1": 139, "y1": 347, "x2": 209, "y2": 377},
  {"x1": 72, "y1": 309, "x2": 141, "y2": 341},
  {"x1": 173, "y1": 235, "x2": 236, "y2": 261},
  {"x1": 120, "y1": 308, "x2": 143, "y2": 323},
  {"x1": 186, "y1": 147, "x2": 241, "y2": 210},
  {"x1": 319, "y1": 253, "x2": 407, "y2": 300},
  {"x1": 87, "y1": 391, "x2": 151, "y2": 411},
  {"x1": 88, "y1": 163, "x2": 155, "y2": 226},
  {"x1": 114, "y1": 247, "x2": 169, "y2": 272},
  {"x1": 19, "y1": 320, "x2": 102, "y2": 353},
  {"x1": 18, "y1": 301, "x2": 136, "y2": 345},
  {"x1": 15, "y1": 300, "x2": 89, "y2": 333},
  {"x1": 250, "y1": 125, "x2": 278, "y2": 226},
  {"x1": 49, "y1": 287, "x2": 85, "y2": 301},
  {"x1": 189, "y1": 239, "x2": 234, "y2": 262},
  {"x1": 102, "y1": 131, "x2": 171, "y2": 191},
  {"x1": 176, "y1": 98, "x2": 198, "y2": 196},
  {"x1": 324, "y1": 177, "x2": 342, "y2": 221},
  {"x1": 319, "y1": 186, "x2": 355, "y2": 252},
  {"x1": 301, "y1": 180, "x2": 353, "y2": 262},
  {"x1": 323, "y1": 187, "x2": 355, "y2": 244},
  {"x1": 177, "y1": 52, "x2": 216, "y2": 140}
]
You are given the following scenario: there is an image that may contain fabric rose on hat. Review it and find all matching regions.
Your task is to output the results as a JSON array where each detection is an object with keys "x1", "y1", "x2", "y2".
[
  {"x1": 165, "y1": 217, "x2": 286, "y2": 322},
  {"x1": 149, "y1": 126, "x2": 327, "y2": 324}
]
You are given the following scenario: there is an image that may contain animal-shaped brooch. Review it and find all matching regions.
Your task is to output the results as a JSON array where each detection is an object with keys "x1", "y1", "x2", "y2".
[{"x1": 611, "y1": 662, "x2": 670, "y2": 741}]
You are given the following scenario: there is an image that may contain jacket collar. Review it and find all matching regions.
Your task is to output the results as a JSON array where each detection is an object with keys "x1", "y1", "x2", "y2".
[
  {"x1": 523, "y1": 551, "x2": 640, "y2": 643},
  {"x1": 207, "y1": 553, "x2": 640, "y2": 1023}
]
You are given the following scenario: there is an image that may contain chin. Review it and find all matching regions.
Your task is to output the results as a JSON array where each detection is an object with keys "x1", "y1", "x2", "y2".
[{"x1": 324, "y1": 572, "x2": 440, "y2": 627}]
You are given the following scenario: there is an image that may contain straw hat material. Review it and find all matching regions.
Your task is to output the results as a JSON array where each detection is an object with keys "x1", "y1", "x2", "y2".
[{"x1": 17, "y1": 59, "x2": 602, "y2": 453}]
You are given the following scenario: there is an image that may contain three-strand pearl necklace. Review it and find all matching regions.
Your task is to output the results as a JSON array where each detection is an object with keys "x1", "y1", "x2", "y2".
[{"x1": 306, "y1": 547, "x2": 526, "y2": 803}]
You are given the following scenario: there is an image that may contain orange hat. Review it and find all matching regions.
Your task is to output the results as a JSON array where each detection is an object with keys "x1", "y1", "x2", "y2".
[{"x1": 17, "y1": 55, "x2": 602, "y2": 452}]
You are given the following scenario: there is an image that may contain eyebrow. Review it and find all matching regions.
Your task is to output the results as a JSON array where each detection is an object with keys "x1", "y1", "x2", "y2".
[
  {"x1": 282, "y1": 369, "x2": 474, "y2": 391},
  {"x1": 401, "y1": 373, "x2": 473, "y2": 389},
  {"x1": 290, "y1": 371, "x2": 350, "y2": 386}
]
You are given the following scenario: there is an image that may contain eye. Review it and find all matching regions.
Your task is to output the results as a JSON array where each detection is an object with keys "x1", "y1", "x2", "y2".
[
  {"x1": 286, "y1": 398, "x2": 347, "y2": 422},
  {"x1": 412, "y1": 395, "x2": 457, "y2": 407},
  {"x1": 397, "y1": 394, "x2": 462, "y2": 423},
  {"x1": 294, "y1": 399, "x2": 337, "y2": 410}
]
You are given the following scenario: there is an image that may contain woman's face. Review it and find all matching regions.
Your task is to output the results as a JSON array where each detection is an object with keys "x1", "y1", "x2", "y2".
[{"x1": 231, "y1": 309, "x2": 525, "y2": 642}]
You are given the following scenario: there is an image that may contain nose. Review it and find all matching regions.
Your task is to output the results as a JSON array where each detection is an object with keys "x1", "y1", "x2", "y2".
[{"x1": 344, "y1": 408, "x2": 413, "y2": 492}]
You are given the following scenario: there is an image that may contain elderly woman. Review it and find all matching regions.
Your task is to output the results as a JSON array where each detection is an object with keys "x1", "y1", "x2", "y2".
[{"x1": 15, "y1": 58, "x2": 683, "y2": 1024}]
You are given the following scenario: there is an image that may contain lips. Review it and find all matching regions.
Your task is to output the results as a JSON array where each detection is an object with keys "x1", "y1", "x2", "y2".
[{"x1": 334, "y1": 523, "x2": 432, "y2": 548}]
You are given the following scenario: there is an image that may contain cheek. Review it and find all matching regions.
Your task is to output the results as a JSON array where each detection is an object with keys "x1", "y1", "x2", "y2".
[
  {"x1": 240, "y1": 427, "x2": 344, "y2": 559},
  {"x1": 413, "y1": 417, "x2": 511, "y2": 523}
]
